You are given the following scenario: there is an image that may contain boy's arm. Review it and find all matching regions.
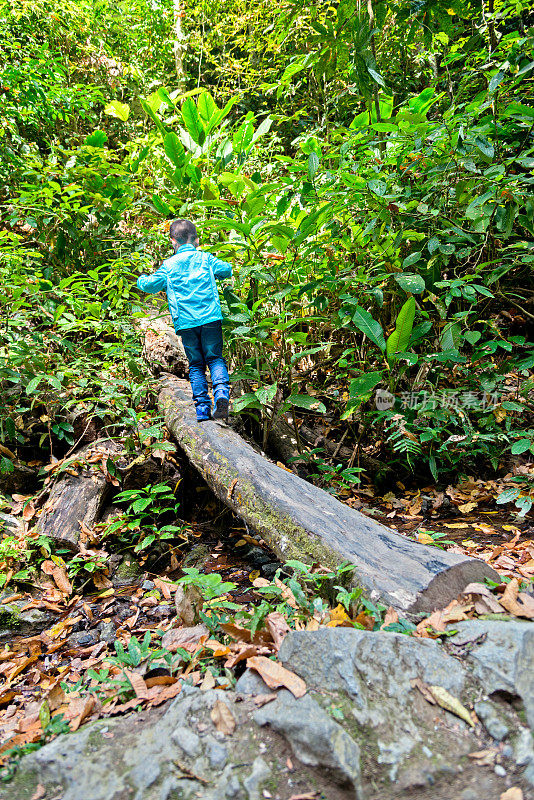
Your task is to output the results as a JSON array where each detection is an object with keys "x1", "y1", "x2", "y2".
[
  {"x1": 136, "y1": 264, "x2": 167, "y2": 294},
  {"x1": 207, "y1": 252, "x2": 232, "y2": 279}
]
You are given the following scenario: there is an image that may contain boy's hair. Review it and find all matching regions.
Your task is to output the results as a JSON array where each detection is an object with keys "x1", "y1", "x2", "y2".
[{"x1": 170, "y1": 219, "x2": 198, "y2": 245}]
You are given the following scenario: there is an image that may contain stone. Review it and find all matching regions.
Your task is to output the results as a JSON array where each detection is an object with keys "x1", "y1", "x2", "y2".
[
  {"x1": 0, "y1": 597, "x2": 54, "y2": 642},
  {"x1": 448, "y1": 620, "x2": 534, "y2": 728},
  {"x1": 206, "y1": 738, "x2": 228, "y2": 769},
  {"x1": 474, "y1": 700, "x2": 510, "y2": 741},
  {"x1": 97, "y1": 621, "x2": 117, "y2": 644},
  {"x1": 171, "y1": 725, "x2": 201, "y2": 757},
  {"x1": 181, "y1": 543, "x2": 211, "y2": 571},
  {"x1": 242, "y1": 757, "x2": 271, "y2": 800},
  {"x1": 142, "y1": 580, "x2": 155, "y2": 590},
  {"x1": 67, "y1": 630, "x2": 98, "y2": 648},
  {"x1": 254, "y1": 689, "x2": 363, "y2": 796},
  {"x1": 111, "y1": 555, "x2": 144, "y2": 588}
]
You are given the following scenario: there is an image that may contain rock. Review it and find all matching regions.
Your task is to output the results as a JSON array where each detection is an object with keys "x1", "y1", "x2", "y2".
[
  {"x1": 448, "y1": 620, "x2": 534, "y2": 728},
  {"x1": 0, "y1": 461, "x2": 38, "y2": 495},
  {"x1": 474, "y1": 700, "x2": 510, "y2": 741},
  {"x1": 181, "y1": 543, "x2": 210, "y2": 571},
  {"x1": 97, "y1": 621, "x2": 116, "y2": 644},
  {"x1": 0, "y1": 596, "x2": 54, "y2": 642},
  {"x1": 174, "y1": 583, "x2": 203, "y2": 626},
  {"x1": 0, "y1": 686, "x2": 343, "y2": 800},
  {"x1": 111, "y1": 555, "x2": 144, "y2": 588},
  {"x1": 276, "y1": 628, "x2": 516, "y2": 794},
  {"x1": 0, "y1": 512, "x2": 22, "y2": 535},
  {"x1": 66, "y1": 631, "x2": 98, "y2": 648},
  {"x1": 142, "y1": 580, "x2": 155, "y2": 591},
  {"x1": 254, "y1": 689, "x2": 363, "y2": 796}
]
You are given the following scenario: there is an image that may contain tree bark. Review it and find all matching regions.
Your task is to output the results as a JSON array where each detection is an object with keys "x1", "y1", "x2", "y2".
[
  {"x1": 159, "y1": 375, "x2": 499, "y2": 613},
  {"x1": 34, "y1": 441, "x2": 120, "y2": 551},
  {"x1": 173, "y1": 0, "x2": 187, "y2": 91}
]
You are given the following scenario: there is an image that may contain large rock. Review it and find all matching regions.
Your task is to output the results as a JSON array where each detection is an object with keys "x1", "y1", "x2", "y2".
[
  {"x1": 0, "y1": 686, "x2": 350, "y2": 800},
  {"x1": 448, "y1": 620, "x2": 534, "y2": 728}
]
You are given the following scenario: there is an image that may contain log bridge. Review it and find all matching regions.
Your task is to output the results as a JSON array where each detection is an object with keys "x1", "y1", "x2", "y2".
[{"x1": 160, "y1": 375, "x2": 498, "y2": 613}]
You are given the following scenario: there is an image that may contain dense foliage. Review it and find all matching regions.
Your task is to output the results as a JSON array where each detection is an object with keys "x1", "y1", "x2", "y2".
[{"x1": 1, "y1": 0, "x2": 533, "y2": 507}]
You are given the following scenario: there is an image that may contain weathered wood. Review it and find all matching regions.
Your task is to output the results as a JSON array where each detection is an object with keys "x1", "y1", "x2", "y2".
[
  {"x1": 35, "y1": 441, "x2": 120, "y2": 551},
  {"x1": 139, "y1": 310, "x2": 188, "y2": 377},
  {"x1": 160, "y1": 376, "x2": 499, "y2": 612}
]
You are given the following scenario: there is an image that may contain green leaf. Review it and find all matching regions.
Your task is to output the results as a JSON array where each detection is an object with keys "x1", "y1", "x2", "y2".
[
  {"x1": 84, "y1": 130, "x2": 108, "y2": 147},
  {"x1": 342, "y1": 371, "x2": 383, "y2": 417},
  {"x1": 103, "y1": 101, "x2": 130, "y2": 122},
  {"x1": 152, "y1": 195, "x2": 171, "y2": 215},
  {"x1": 395, "y1": 273, "x2": 425, "y2": 294},
  {"x1": 473, "y1": 135, "x2": 494, "y2": 158},
  {"x1": 403, "y1": 251, "x2": 423, "y2": 269},
  {"x1": 351, "y1": 306, "x2": 386, "y2": 351},
  {"x1": 287, "y1": 394, "x2": 326, "y2": 413},
  {"x1": 511, "y1": 439, "x2": 531, "y2": 454},
  {"x1": 197, "y1": 92, "x2": 218, "y2": 127},
  {"x1": 368, "y1": 179, "x2": 386, "y2": 196},
  {"x1": 386, "y1": 297, "x2": 416, "y2": 360},
  {"x1": 181, "y1": 97, "x2": 205, "y2": 145},
  {"x1": 164, "y1": 133, "x2": 185, "y2": 168},
  {"x1": 488, "y1": 71, "x2": 505, "y2": 94},
  {"x1": 308, "y1": 152, "x2": 319, "y2": 180},
  {"x1": 26, "y1": 376, "x2": 42, "y2": 394},
  {"x1": 367, "y1": 67, "x2": 385, "y2": 87}
]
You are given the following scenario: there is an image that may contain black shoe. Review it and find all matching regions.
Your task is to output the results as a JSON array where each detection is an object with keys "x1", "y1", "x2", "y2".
[{"x1": 212, "y1": 398, "x2": 229, "y2": 420}]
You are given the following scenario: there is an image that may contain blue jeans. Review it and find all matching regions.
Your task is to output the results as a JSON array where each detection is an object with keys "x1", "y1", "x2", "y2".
[{"x1": 180, "y1": 321, "x2": 230, "y2": 421}]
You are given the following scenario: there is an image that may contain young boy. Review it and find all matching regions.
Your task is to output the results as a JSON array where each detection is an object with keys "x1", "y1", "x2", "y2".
[{"x1": 137, "y1": 219, "x2": 232, "y2": 422}]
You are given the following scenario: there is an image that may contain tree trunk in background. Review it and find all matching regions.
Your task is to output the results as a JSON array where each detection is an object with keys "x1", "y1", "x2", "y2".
[{"x1": 173, "y1": 0, "x2": 187, "y2": 91}]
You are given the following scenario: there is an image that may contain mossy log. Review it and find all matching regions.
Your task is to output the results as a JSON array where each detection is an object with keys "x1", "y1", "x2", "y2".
[
  {"x1": 35, "y1": 441, "x2": 120, "y2": 551},
  {"x1": 159, "y1": 376, "x2": 499, "y2": 613}
]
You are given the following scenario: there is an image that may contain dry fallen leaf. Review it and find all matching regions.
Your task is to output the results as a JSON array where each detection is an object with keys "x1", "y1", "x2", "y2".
[
  {"x1": 252, "y1": 693, "x2": 278, "y2": 707},
  {"x1": 199, "y1": 670, "x2": 216, "y2": 691},
  {"x1": 457, "y1": 501, "x2": 477, "y2": 514},
  {"x1": 429, "y1": 685, "x2": 474, "y2": 727},
  {"x1": 247, "y1": 656, "x2": 306, "y2": 698},
  {"x1": 500, "y1": 789, "x2": 523, "y2": 800},
  {"x1": 30, "y1": 784, "x2": 46, "y2": 800},
  {"x1": 161, "y1": 624, "x2": 209, "y2": 652},
  {"x1": 124, "y1": 669, "x2": 150, "y2": 700},
  {"x1": 380, "y1": 606, "x2": 399, "y2": 629},
  {"x1": 210, "y1": 699, "x2": 236, "y2": 735},
  {"x1": 500, "y1": 578, "x2": 534, "y2": 619}
]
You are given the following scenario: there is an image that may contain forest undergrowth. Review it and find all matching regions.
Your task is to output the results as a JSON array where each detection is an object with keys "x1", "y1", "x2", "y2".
[{"x1": 0, "y1": 0, "x2": 534, "y2": 776}]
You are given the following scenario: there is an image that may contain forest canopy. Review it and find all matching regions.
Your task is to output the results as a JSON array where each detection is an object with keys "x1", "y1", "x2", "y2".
[{"x1": 1, "y1": 0, "x2": 533, "y2": 509}]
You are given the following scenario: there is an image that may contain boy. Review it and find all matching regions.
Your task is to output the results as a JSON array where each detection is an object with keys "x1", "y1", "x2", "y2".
[{"x1": 137, "y1": 219, "x2": 232, "y2": 422}]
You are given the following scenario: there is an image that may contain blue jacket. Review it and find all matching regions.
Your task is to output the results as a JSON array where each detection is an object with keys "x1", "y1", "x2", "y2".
[{"x1": 136, "y1": 244, "x2": 232, "y2": 332}]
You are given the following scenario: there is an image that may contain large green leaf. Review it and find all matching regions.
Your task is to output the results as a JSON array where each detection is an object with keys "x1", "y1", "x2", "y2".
[
  {"x1": 104, "y1": 101, "x2": 130, "y2": 122},
  {"x1": 164, "y1": 132, "x2": 185, "y2": 168},
  {"x1": 286, "y1": 394, "x2": 326, "y2": 413},
  {"x1": 181, "y1": 97, "x2": 205, "y2": 145},
  {"x1": 197, "y1": 92, "x2": 218, "y2": 128},
  {"x1": 342, "y1": 371, "x2": 383, "y2": 419},
  {"x1": 352, "y1": 306, "x2": 386, "y2": 351},
  {"x1": 395, "y1": 273, "x2": 426, "y2": 294},
  {"x1": 386, "y1": 297, "x2": 416, "y2": 360}
]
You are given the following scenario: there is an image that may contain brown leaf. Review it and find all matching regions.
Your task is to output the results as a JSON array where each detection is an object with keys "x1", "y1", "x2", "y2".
[
  {"x1": 22, "y1": 502, "x2": 36, "y2": 522},
  {"x1": 199, "y1": 670, "x2": 216, "y2": 691},
  {"x1": 30, "y1": 784, "x2": 46, "y2": 800},
  {"x1": 66, "y1": 695, "x2": 95, "y2": 731},
  {"x1": 274, "y1": 577, "x2": 298, "y2": 609},
  {"x1": 380, "y1": 606, "x2": 399, "y2": 629},
  {"x1": 51, "y1": 565, "x2": 72, "y2": 595},
  {"x1": 144, "y1": 675, "x2": 177, "y2": 689},
  {"x1": 161, "y1": 624, "x2": 209, "y2": 653},
  {"x1": 264, "y1": 612, "x2": 290, "y2": 652},
  {"x1": 500, "y1": 578, "x2": 534, "y2": 619},
  {"x1": 247, "y1": 656, "x2": 306, "y2": 698},
  {"x1": 429, "y1": 685, "x2": 475, "y2": 727},
  {"x1": 411, "y1": 677, "x2": 437, "y2": 704},
  {"x1": 219, "y1": 622, "x2": 272, "y2": 647},
  {"x1": 124, "y1": 669, "x2": 150, "y2": 699},
  {"x1": 500, "y1": 789, "x2": 523, "y2": 800},
  {"x1": 252, "y1": 693, "x2": 278, "y2": 707},
  {"x1": 210, "y1": 699, "x2": 236, "y2": 735}
]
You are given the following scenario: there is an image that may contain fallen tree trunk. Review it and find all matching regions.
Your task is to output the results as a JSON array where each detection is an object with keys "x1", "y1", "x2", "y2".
[
  {"x1": 35, "y1": 440, "x2": 120, "y2": 551},
  {"x1": 160, "y1": 376, "x2": 499, "y2": 613},
  {"x1": 138, "y1": 308, "x2": 188, "y2": 377}
]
